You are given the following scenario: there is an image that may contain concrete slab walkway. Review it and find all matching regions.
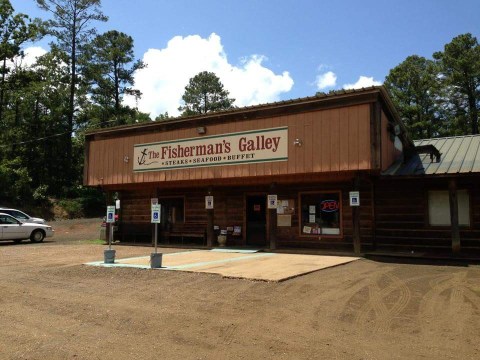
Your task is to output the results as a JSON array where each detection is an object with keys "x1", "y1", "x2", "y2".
[{"x1": 86, "y1": 249, "x2": 359, "y2": 281}]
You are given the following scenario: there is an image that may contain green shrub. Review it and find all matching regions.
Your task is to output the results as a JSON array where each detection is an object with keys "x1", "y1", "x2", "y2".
[
  {"x1": 77, "y1": 187, "x2": 105, "y2": 217},
  {"x1": 57, "y1": 199, "x2": 84, "y2": 219},
  {"x1": 33, "y1": 185, "x2": 50, "y2": 205},
  {"x1": 0, "y1": 158, "x2": 32, "y2": 204}
]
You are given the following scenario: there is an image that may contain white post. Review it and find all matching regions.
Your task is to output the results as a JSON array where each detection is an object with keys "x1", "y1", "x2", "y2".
[
  {"x1": 154, "y1": 223, "x2": 158, "y2": 254},
  {"x1": 109, "y1": 222, "x2": 113, "y2": 250}
]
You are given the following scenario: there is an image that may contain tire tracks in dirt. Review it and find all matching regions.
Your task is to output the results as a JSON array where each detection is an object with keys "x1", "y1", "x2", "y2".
[{"x1": 353, "y1": 272, "x2": 411, "y2": 334}]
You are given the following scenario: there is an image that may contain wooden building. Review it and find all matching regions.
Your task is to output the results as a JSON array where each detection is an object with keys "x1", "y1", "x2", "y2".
[
  {"x1": 377, "y1": 135, "x2": 480, "y2": 256},
  {"x1": 84, "y1": 86, "x2": 480, "y2": 256}
]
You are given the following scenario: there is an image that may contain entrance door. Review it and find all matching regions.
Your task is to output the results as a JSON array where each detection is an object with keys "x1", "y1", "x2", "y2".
[{"x1": 246, "y1": 195, "x2": 267, "y2": 246}]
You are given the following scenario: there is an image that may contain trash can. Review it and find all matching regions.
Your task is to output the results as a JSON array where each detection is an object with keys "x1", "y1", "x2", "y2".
[
  {"x1": 150, "y1": 253, "x2": 162, "y2": 268},
  {"x1": 104, "y1": 249, "x2": 116, "y2": 264}
]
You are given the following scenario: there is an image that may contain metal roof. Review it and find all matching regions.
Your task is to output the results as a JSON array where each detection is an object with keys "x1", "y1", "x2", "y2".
[
  {"x1": 415, "y1": 135, "x2": 480, "y2": 174},
  {"x1": 383, "y1": 134, "x2": 480, "y2": 176}
]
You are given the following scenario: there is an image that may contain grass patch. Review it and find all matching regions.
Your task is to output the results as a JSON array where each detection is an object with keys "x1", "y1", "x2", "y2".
[{"x1": 84, "y1": 239, "x2": 106, "y2": 245}]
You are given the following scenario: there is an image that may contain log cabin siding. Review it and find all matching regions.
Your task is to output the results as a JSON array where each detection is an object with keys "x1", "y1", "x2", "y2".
[
  {"x1": 85, "y1": 104, "x2": 373, "y2": 187},
  {"x1": 117, "y1": 175, "x2": 480, "y2": 253},
  {"x1": 119, "y1": 188, "x2": 156, "y2": 242},
  {"x1": 275, "y1": 181, "x2": 374, "y2": 250},
  {"x1": 117, "y1": 178, "x2": 375, "y2": 251},
  {"x1": 374, "y1": 178, "x2": 480, "y2": 252}
]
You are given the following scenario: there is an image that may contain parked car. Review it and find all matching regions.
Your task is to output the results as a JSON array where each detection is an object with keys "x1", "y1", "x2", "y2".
[
  {"x1": 0, "y1": 213, "x2": 54, "y2": 243},
  {"x1": 0, "y1": 208, "x2": 46, "y2": 224}
]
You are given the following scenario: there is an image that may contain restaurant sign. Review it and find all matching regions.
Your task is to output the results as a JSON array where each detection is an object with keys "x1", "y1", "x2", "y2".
[{"x1": 133, "y1": 127, "x2": 288, "y2": 172}]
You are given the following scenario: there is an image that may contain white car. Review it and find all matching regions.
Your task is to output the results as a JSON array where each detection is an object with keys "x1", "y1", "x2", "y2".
[
  {"x1": 0, "y1": 213, "x2": 54, "y2": 243},
  {"x1": 0, "y1": 208, "x2": 46, "y2": 224}
]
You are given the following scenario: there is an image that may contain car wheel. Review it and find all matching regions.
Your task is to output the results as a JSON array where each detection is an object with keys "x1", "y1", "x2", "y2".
[{"x1": 30, "y1": 230, "x2": 45, "y2": 243}]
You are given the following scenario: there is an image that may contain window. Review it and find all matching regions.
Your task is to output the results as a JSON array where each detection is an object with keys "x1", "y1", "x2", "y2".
[
  {"x1": 300, "y1": 192, "x2": 341, "y2": 235},
  {"x1": 428, "y1": 190, "x2": 470, "y2": 226},
  {"x1": 3, "y1": 210, "x2": 28, "y2": 220},
  {"x1": 0, "y1": 215, "x2": 19, "y2": 224},
  {"x1": 159, "y1": 197, "x2": 185, "y2": 227}
]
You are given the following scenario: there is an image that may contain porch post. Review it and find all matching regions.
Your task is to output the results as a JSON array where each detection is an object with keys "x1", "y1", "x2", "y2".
[
  {"x1": 268, "y1": 183, "x2": 277, "y2": 250},
  {"x1": 448, "y1": 178, "x2": 461, "y2": 254},
  {"x1": 206, "y1": 187, "x2": 215, "y2": 247},
  {"x1": 105, "y1": 191, "x2": 113, "y2": 243},
  {"x1": 352, "y1": 176, "x2": 361, "y2": 255}
]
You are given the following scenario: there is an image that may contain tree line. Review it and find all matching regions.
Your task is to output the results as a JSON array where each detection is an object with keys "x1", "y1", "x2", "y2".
[
  {"x1": 384, "y1": 33, "x2": 479, "y2": 140},
  {"x1": 0, "y1": 0, "x2": 151, "y2": 211},
  {"x1": 0, "y1": 0, "x2": 478, "y2": 215}
]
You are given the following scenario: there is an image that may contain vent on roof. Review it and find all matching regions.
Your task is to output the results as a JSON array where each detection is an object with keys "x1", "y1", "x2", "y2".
[{"x1": 415, "y1": 144, "x2": 441, "y2": 163}]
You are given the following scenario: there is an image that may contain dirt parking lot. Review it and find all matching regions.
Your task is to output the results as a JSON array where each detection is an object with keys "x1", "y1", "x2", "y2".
[{"x1": 1, "y1": 220, "x2": 480, "y2": 359}]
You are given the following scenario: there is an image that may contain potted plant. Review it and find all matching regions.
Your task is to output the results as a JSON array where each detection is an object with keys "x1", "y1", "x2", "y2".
[{"x1": 217, "y1": 229, "x2": 227, "y2": 247}]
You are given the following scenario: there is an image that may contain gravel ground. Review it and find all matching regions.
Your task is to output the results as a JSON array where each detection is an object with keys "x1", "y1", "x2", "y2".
[
  {"x1": 47, "y1": 217, "x2": 103, "y2": 244},
  {"x1": 1, "y1": 219, "x2": 480, "y2": 359}
]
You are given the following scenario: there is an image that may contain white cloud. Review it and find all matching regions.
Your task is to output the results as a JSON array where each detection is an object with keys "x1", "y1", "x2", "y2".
[
  {"x1": 343, "y1": 76, "x2": 382, "y2": 89},
  {"x1": 8, "y1": 46, "x2": 47, "y2": 69},
  {"x1": 316, "y1": 71, "x2": 337, "y2": 90},
  {"x1": 22, "y1": 47, "x2": 47, "y2": 66},
  {"x1": 123, "y1": 33, "x2": 294, "y2": 118}
]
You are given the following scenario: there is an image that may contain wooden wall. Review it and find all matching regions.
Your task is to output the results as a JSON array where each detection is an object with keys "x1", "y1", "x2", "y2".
[
  {"x1": 381, "y1": 110, "x2": 401, "y2": 171},
  {"x1": 86, "y1": 104, "x2": 373, "y2": 187},
  {"x1": 374, "y1": 177, "x2": 480, "y2": 253},
  {"x1": 117, "y1": 178, "x2": 375, "y2": 250},
  {"x1": 275, "y1": 181, "x2": 374, "y2": 251},
  {"x1": 116, "y1": 175, "x2": 480, "y2": 254},
  {"x1": 119, "y1": 188, "x2": 156, "y2": 242}
]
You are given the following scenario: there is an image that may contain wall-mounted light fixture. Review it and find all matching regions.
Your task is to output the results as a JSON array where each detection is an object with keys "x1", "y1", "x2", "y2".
[
  {"x1": 197, "y1": 126, "x2": 206, "y2": 135},
  {"x1": 123, "y1": 155, "x2": 129, "y2": 163},
  {"x1": 293, "y1": 139, "x2": 303, "y2": 147}
]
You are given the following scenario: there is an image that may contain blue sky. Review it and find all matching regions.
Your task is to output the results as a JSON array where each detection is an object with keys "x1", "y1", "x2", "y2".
[{"x1": 11, "y1": 0, "x2": 480, "y2": 118}]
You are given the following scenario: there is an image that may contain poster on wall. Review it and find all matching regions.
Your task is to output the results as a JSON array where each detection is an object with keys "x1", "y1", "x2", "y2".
[
  {"x1": 276, "y1": 199, "x2": 295, "y2": 215},
  {"x1": 302, "y1": 225, "x2": 312, "y2": 234},
  {"x1": 277, "y1": 215, "x2": 292, "y2": 227},
  {"x1": 267, "y1": 195, "x2": 278, "y2": 209}
]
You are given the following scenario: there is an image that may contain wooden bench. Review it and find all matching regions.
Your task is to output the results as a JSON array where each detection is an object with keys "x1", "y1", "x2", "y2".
[
  {"x1": 119, "y1": 223, "x2": 152, "y2": 244},
  {"x1": 164, "y1": 222, "x2": 207, "y2": 245}
]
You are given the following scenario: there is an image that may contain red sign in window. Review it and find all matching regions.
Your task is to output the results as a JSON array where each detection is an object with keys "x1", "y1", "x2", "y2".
[{"x1": 321, "y1": 200, "x2": 339, "y2": 212}]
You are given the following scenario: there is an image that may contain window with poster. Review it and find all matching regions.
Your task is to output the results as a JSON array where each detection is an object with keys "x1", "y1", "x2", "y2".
[{"x1": 300, "y1": 191, "x2": 341, "y2": 236}]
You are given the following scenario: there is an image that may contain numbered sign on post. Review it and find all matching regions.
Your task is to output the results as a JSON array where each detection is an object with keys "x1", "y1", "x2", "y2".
[
  {"x1": 151, "y1": 204, "x2": 161, "y2": 223},
  {"x1": 205, "y1": 196, "x2": 214, "y2": 209},
  {"x1": 106, "y1": 206, "x2": 116, "y2": 223},
  {"x1": 349, "y1": 191, "x2": 360, "y2": 206}
]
